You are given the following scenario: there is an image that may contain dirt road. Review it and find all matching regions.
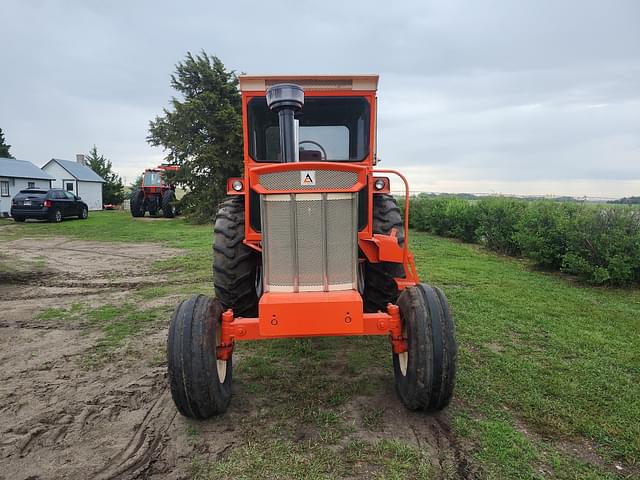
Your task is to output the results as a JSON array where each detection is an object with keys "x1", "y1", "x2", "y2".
[{"x1": 0, "y1": 237, "x2": 471, "y2": 479}]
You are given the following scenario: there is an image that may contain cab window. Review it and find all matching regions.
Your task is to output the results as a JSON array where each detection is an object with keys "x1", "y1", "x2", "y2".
[
  {"x1": 248, "y1": 96, "x2": 370, "y2": 162},
  {"x1": 143, "y1": 172, "x2": 162, "y2": 187}
]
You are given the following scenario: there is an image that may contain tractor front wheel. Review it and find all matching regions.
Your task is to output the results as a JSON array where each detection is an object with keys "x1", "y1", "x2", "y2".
[
  {"x1": 130, "y1": 189, "x2": 145, "y2": 217},
  {"x1": 393, "y1": 283, "x2": 457, "y2": 412},
  {"x1": 167, "y1": 294, "x2": 232, "y2": 419}
]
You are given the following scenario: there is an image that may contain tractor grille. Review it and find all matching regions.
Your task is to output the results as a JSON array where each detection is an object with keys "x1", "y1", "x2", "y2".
[
  {"x1": 261, "y1": 193, "x2": 358, "y2": 292},
  {"x1": 258, "y1": 170, "x2": 359, "y2": 191}
]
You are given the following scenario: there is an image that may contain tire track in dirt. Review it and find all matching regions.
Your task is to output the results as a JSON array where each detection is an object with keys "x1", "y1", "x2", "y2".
[
  {"x1": 93, "y1": 386, "x2": 178, "y2": 480},
  {"x1": 0, "y1": 238, "x2": 186, "y2": 479}
]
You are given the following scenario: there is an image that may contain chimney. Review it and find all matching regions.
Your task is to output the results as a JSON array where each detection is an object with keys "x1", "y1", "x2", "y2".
[{"x1": 76, "y1": 154, "x2": 87, "y2": 165}]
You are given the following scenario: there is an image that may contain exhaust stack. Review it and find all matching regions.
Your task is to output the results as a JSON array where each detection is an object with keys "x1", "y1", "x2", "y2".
[{"x1": 266, "y1": 84, "x2": 304, "y2": 163}]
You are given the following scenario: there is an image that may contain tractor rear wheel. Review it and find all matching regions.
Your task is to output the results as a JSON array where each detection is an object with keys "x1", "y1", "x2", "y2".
[
  {"x1": 167, "y1": 294, "x2": 232, "y2": 418},
  {"x1": 162, "y1": 190, "x2": 176, "y2": 218},
  {"x1": 363, "y1": 194, "x2": 405, "y2": 312},
  {"x1": 213, "y1": 197, "x2": 259, "y2": 317},
  {"x1": 148, "y1": 197, "x2": 159, "y2": 216},
  {"x1": 393, "y1": 284, "x2": 457, "y2": 412},
  {"x1": 130, "y1": 189, "x2": 145, "y2": 217}
]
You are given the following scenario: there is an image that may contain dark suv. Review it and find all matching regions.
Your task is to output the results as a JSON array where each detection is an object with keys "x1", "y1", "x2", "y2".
[{"x1": 11, "y1": 189, "x2": 89, "y2": 223}]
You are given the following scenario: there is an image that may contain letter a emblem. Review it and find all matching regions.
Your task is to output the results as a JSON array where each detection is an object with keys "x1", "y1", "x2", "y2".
[{"x1": 300, "y1": 170, "x2": 316, "y2": 186}]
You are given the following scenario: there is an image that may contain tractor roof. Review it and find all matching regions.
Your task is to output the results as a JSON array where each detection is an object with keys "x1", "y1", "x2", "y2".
[{"x1": 239, "y1": 74, "x2": 379, "y2": 93}]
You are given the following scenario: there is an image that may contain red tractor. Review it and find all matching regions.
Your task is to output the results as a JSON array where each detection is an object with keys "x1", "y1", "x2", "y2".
[
  {"x1": 130, "y1": 165, "x2": 179, "y2": 218},
  {"x1": 167, "y1": 75, "x2": 457, "y2": 418}
]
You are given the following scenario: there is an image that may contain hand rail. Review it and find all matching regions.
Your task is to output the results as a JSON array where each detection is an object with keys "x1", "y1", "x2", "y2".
[{"x1": 373, "y1": 169, "x2": 410, "y2": 265}]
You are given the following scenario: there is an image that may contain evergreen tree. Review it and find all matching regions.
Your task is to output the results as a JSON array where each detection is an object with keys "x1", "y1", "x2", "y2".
[
  {"x1": 86, "y1": 146, "x2": 125, "y2": 205},
  {"x1": 0, "y1": 128, "x2": 14, "y2": 158},
  {"x1": 147, "y1": 51, "x2": 243, "y2": 223}
]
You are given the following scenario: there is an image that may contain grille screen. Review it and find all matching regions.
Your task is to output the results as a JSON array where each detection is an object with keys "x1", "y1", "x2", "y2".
[
  {"x1": 262, "y1": 193, "x2": 357, "y2": 292},
  {"x1": 259, "y1": 170, "x2": 359, "y2": 191}
]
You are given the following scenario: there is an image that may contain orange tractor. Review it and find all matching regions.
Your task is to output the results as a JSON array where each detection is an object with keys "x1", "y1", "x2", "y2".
[
  {"x1": 167, "y1": 75, "x2": 457, "y2": 418},
  {"x1": 130, "y1": 165, "x2": 179, "y2": 218}
]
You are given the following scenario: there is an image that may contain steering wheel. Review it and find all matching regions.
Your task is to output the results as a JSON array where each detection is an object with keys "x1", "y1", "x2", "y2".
[{"x1": 299, "y1": 140, "x2": 328, "y2": 161}]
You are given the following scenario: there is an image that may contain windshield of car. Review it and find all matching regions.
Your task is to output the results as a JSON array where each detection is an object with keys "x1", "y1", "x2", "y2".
[
  {"x1": 143, "y1": 171, "x2": 162, "y2": 187},
  {"x1": 248, "y1": 96, "x2": 370, "y2": 162}
]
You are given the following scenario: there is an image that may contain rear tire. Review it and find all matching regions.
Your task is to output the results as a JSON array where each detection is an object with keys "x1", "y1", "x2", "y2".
[
  {"x1": 130, "y1": 189, "x2": 145, "y2": 217},
  {"x1": 167, "y1": 294, "x2": 232, "y2": 418},
  {"x1": 363, "y1": 194, "x2": 405, "y2": 312},
  {"x1": 49, "y1": 208, "x2": 63, "y2": 223},
  {"x1": 13, "y1": 216, "x2": 25, "y2": 222},
  {"x1": 162, "y1": 190, "x2": 176, "y2": 218},
  {"x1": 148, "y1": 197, "x2": 159, "y2": 216},
  {"x1": 213, "y1": 197, "x2": 260, "y2": 317},
  {"x1": 393, "y1": 284, "x2": 457, "y2": 412}
]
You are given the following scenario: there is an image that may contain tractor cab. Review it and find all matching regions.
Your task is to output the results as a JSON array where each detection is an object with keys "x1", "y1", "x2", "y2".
[{"x1": 166, "y1": 75, "x2": 458, "y2": 419}]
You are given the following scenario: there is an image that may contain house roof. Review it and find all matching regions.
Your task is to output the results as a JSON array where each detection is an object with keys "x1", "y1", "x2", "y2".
[
  {"x1": 0, "y1": 158, "x2": 55, "y2": 180},
  {"x1": 43, "y1": 158, "x2": 105, "y2": 183}
]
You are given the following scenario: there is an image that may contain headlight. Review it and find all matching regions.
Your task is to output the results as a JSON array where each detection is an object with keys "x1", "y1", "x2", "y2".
[
  {"x1": 374, "y1": 179, "x2": 385, "y2": 190},
  {"x1": 232, "y1": 180, "x2": 244, "y2": 192}
]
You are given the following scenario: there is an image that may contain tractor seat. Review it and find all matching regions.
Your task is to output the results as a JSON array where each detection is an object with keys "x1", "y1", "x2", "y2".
[{"x1": 299, "y1": 149, "x2": 323, "y2": 161}]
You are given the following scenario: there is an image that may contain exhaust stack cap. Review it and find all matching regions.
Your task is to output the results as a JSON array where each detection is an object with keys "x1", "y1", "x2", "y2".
[{"x1": 266, "y1": 83, "x2": 304, "y2": 112}]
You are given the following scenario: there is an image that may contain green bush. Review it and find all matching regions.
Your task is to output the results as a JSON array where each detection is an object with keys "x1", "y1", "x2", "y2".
[
  {"x1": 404, "y1": 194, "x2": 640, "y2": 287},
  {"x1": 561, "y1": 207, "x2": 640, "y2": 285},
  {"x1": 515, "y1": 201, "x2": 579, "y2": 269},
  {"x1": 408, "y1": 196, "x2": 479, "y2": 242},
  {"x1": 475, "y1": 197, "x2": 527, "y2": 255}
]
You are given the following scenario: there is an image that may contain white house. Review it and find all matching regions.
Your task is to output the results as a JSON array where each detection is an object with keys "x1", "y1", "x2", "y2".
[
  {"x1": 0, "y1": 158, "x2": 54, "y2": 217},
  {"x1": 41, "y1": 155, "x2": 105, "y2": 210}
]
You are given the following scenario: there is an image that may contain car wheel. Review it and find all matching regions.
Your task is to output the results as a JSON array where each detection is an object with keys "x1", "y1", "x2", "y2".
[
  {"x1": 13, "y1": 216, "x2": 26, "y2": 222},
  {"x1": 80, "y1": 207, "x2": 88, "y2": 219},
  {"x1": 50, "y1": 208, "x2": 63, "y2": 223}
]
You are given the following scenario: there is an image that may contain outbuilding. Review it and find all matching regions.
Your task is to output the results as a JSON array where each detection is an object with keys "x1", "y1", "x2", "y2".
[
  {"x1": 0, "y1": 158, "x2": 54, "y2": 217},
  {"x1": 41, "y1": 156, "x2": 105, "y2": 210}
]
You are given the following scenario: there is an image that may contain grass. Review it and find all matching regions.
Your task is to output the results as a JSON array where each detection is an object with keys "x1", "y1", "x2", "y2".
[
  {"x1": 7, "y1": 211, "x2": 640, "y2": 478},
  {"x1": 411, "y1": 233, "x2": 640, "y2": 464}
]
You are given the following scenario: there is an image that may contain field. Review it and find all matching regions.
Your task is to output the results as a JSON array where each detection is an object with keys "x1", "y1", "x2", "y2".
[{"x1": 0, "y1": 211, "x2": 638, "y2": 479}]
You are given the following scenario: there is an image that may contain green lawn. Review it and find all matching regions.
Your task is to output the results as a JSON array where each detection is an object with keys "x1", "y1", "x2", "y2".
[{"x1": 4, "y1": 211, "x2": 638, "y2": 479}]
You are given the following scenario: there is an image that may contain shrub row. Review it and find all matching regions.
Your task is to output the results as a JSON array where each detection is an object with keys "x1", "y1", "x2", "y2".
[{"x1": 406, "y1": 196, "x2": 640, "y2": 286}]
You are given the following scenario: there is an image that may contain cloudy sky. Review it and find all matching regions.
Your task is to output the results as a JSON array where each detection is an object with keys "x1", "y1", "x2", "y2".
[{"x1": 1, "y1": 0, "x2": 638, "y2": 198}]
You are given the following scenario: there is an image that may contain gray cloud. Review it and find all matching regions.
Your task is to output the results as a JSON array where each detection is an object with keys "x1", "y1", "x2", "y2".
[{"x1": 1, "y1": 0, "x2": 638, "y2": 196}]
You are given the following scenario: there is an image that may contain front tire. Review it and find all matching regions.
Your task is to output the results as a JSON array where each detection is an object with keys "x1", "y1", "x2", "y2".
[
  {"x1": 130, "y1": 189, "x2": 145, "y2": 217},
  {"x1": 167, "y1": 295, "x2": 232, "y2": 418},
  {"x1": 213, "y1": 197, "x2": 260, "y2": 317},
  {"x1": 80, "y1": 206, "x2": 88, "y2": 219},
  {"x1": 13, "y1": 216, "x2": 25, "y2": 222},
  {"x1": 393, "y1": 284, "x2": 457, "y2": 412}
]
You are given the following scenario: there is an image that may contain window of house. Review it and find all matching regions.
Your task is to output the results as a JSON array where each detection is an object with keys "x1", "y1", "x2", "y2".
[
  {"x1": 0, "y1": 181, "x2": 8, "y2": 197},
  {"x1": 28, "y1": 181, "x2": 35, "y2": 189},
  {"x1": 66, "y1": 182, "x2": 74, "y2": 191}
]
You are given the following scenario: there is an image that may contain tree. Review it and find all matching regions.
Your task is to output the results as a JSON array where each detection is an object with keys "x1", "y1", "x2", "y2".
[
  {"x1": 0, "y1": 128, "x2": 14, "y2": 158},
  {"x1": 86, "y1": 146, "x2": 125, "y2": 205},
  {"x1": 147, "y1": 51, "x2": 243, "y2": 223},
  {"x1": 131, "y1": 174, "x2": 143, "y2": 189}
]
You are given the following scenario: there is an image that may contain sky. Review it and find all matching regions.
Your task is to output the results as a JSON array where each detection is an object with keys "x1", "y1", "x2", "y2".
[{"x1": 1, "y1": 0, "x2": 639, "y2": 198}]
